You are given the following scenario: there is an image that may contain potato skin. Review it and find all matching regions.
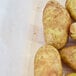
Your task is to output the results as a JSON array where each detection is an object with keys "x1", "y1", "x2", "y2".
[
  {"x1": 70, "y1": 23, "x2": 76, "y2": 40},
  {"x1": 34, "y1": 45, "x2": 62, "y2": 76},
  {"x1": 43, "y1": 0, "x2": 71, "y2": 49},
  {"x1": 66, "y1": 0, "x2": 76, "y2": 20},
  {"x1": 66, "y1": 73, "x2": 76, "y2": 76},
  {"x1": 60, "y1": 46, "x2": 76, "y2": 71}
]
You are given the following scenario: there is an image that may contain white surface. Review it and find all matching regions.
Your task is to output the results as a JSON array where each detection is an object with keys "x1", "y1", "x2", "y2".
[{"x1": 0, "y1": 0, "x2": 34, "y2": 76}]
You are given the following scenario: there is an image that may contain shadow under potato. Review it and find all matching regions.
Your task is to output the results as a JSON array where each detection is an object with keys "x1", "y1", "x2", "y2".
[
  {"x1": 66, "y1": 37, "x2": 76, "y2": 47},
  {"x1": 62, "y1": 62, "x2": 74, "y2": 76}
]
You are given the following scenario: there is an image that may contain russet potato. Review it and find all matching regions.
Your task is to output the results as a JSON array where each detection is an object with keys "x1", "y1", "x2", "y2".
[
  {"x1": 60, "y1": 46, "x2": 76, "y2": 71},
  {"x1": 70, "y1": 23, "x2": 76, "y2": 40},
  {"x1": 34, "y1": 45, "x2": 62, "y2": 76},
  {"x1": 66, "y1": 0, "x2": 76, "y2": 20},
  {"x1": 43, "y1": 0, "x2": 71, "y2": 49},
  {"x1": 66, "y1": 73, "x2": 76, "y2": 76}
]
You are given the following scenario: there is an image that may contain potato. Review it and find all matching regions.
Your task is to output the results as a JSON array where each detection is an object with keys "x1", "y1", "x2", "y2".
[
  {"x1": 60, "y1": 46, "x2": 76, "y2": 71},
  {"x1": 43, "y1": 0, "x2": 71, "y2": 49},
  {"x1": 66, "y1": 73, "x2": 76, "y2": 76},
  {"x1": 34, "y1": 45, "x2": 62, "y2": 76},
  {"x1": 66, "y1": 0, "x2": 76, "y2": 20},
  {"x1": 70, "y1": 23, "x2": 76, "y2": 40}
]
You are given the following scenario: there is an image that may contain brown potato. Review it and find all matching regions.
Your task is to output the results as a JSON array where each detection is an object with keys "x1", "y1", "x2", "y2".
[
  {"x1": 34, "y1": 45, "x2": 62, "y2": 76},
  {"x1": 70, "y1": 23, "x2": 76, "y2": 40},
  {"x1": 66, "y1": 73, "x2": 76, "y2": 76},
  {"x1": 66, "y1": 0, "x2": 76, "y2": 20},
  {"x1": 60, "y1": 46, "x2": 76, "y2": 71},
  {"x1": 43, "y1": 0, "x2": 71, "y2": 49}
]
